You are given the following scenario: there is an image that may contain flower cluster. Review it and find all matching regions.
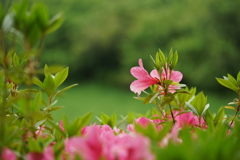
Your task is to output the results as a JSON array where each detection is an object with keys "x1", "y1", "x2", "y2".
[{"x1": 130, "y1": 59, "x2": 183, "y2": 96}]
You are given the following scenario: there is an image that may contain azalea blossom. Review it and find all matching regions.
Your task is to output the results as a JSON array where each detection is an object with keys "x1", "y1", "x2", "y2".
[
  {"x1": 64, "y1": 125, "x2": 154, "y2": 160},
  {"x1": 27, "y1": 146, "x2": 54, "y2": 160},
  {"x1": 1, "y1": 147, "x2": 16, "y2": 160},
  {"x1": 173, "y1": 111, "x2": 207, "y2": 129},
  {"x1": 130, "y1": 59, "x2": 183, "y2": 96}
]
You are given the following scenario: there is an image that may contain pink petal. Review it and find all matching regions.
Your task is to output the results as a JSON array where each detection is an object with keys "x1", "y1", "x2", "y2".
[
  {"x1": 130, "y1": 79, "x2": 157, "y2": 95},
  {"x1": 138, "y1": 59, "x2": 144, "y2": 68},
  {"x1": 1, "y1": 148, "x2": 16, "y2": 160},
  {"x1": 27, "y1": 152, "x2": 43, "y2": 160},
  {"x1": 135, "y1": 117, "x2": 151, "y2": 127},
  {"x1": 150, "y1": 69, "x2": 160, "y2": 79},
  {"x1": 170, "y1": 70, "x2": 183, "y2": 82},
  {"x1": 130, "y1": 59, "x2": 153, "y2": 81},
  {"x1": 130, "y1": 67, "x2": 153, "y2": 81},
  {"x1": 43, "y1": 146, "x2": 54, "y2": 160}
]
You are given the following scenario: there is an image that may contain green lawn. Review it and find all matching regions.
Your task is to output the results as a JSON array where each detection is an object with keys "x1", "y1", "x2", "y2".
[{"x1": 51, "y1": 82, "x2": 235, "y2": 123}]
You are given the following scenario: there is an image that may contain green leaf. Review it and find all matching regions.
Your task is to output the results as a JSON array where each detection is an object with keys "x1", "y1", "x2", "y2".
[
  {"x1": 101, "y1": 113, "x2": 110, "y2": 124},
  {"x1": 134, "y1": 123, "x2": 156, "y2": 141},
  {"x1": 205, "y1": 109, "x2": 214, "y2": 123},
  {"x1": 224, "y1": 106, "x2": 236, "y2": 111},
  {"x1": 151, "y1": 108, "x2": 159, "y2": 116},
  {"x1": 68, "y1": 118, "x2": 82, "y2": 137},
  {"x1": 213, "y1": 107, "x2": 225, "y2": 127},
  {"x1": 109, "y1": 113, "x2": 117, "y2": 128},
  {"x1": 46, "y1": 13, "x2": 63, "y2": 34},
  {"x1": 172, "y1": 108, "x2": 182, "y2": 112},
  {"x1": 185, "y1": 102, "x2": 198, "y2": 115},
  {"x1": 164, "y1": 80, "x2": 173, "y2": 87},
  {"x1": 149, "y1": 116, "x2": 164, "y2": 120},
  {"x1": 174, "y1": 110, "x2": 192, "y2": 117},
  {"x1": 154, "y1": 52, "x2": 161, "y2": 71},
  {"x1": 33, "y1": 77, "x2": 44, "y2": 89},
  {"x1": 117, "y1": 115, "x2": 128, "y2": 128},
  {"x1": 127, "y1": 112, "x2": 136, "y2": 124},
  {"x1": 158, "y1": 49, "x2": 166, "y2": 66},
  {"x1": 2, "y1": 13, "x2": 14, "y2": 33},
  {"x1": 34, "y1": 3, "x2": 49, "y2": 30},
  {"x1": 53, "y1": 67, "x2": 69, "y2": 89},
  {"x1": 28, "y1": 139, "x2": 43, "y2": 153},
  {"x1": 216, "y1": 78, "x2": 238, "y2": 93},
  {"x1": 167, "y1": 48, "x2": 174, "y2": 66},
  {"x1": 44, "y1": 100, "x2": 58, "y2": 111},
  {"x1": 172, "y1": 51, "x2": 178, "y2": 68},
  {"x1": 43, "y1": 74, "x2": 55, "y2": 96},
  {"x1": 201, "y1": 104, "x2": 210, "y2": 116},
  {"x1": 227, "y1": 74, "x2": 238, "y2": 87},
  {"x1": 157, "y1": 122, "x2": 172, "y2": 141},
  {"x1": 190, "y1": 92, "x2": 207, "y2": 115},
  {"x1": 173, "y1": 83, "x2": 186, "y2": 88},
  {"x1": 237, "y1": 72, "x2": 240, "y2": 86},
  {"x1": 32, "y1": 91, "x2": 42, "y2": 112},
  {"x1": 12, "y1": 53, "x2": 20, "y2": 67},
  {"x1": 27, "y1": 23, "x2": 42, "y2": 47},
  {"x1": 178, "y1": 87, "x2": 196, "y2": 105},
  {"x1": 52, "y1": 84, "x2": 78, "y2": 100},
  {"x1": 48, "y1": 106, "x2": 65, "y2": 112},
  {"x1": 144, "y1": 92, "x2": 159, "y2": 104},
  {"x1": 79, "y1": 111, "x2": 92, "y2": 130},
  {"x1": 34, "y1": 118, "x2": 47, "y2": 128},
  {"x1": 0, "y1": 5, "x2": 6, "y2": 24},
  {"x1": 44, "y1": 64, "x2": 51, "y2": 77},
  {"x1": 62, "y1": 115, "x2": 69, "y2": 132}
]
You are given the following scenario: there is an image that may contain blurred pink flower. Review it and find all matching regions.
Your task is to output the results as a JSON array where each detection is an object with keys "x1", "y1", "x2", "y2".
[
  {"x1": 65, "y1": 125, "x2": 154, "y2": 160},
  {"x1": 130, "y1": 59, "x2": 183, "y2": 96},
  {"x1": 174, "y1": 111, "x2": 206, "y2": 129},
  {"x1": 127, "y1": 117, "x2": 152, "y2": 132},
  {"x1": 102, "y1": 132, "x2": 155, "y2": 160},
  {"x1": 1, "y1": 147, "x2": 16, "y2": 160},
  {"x1": 65, "y1": 125, "x2": 103, "y2": 160},
  {"x1": 59, "y1": 120, "x2": 65, "y2": 132},
  {"x1": 135, "y1": 117, "x2": 152, "y2": 127},
  {"x1": 27, "y1": 146, "x2": 54, "y2": 160}
]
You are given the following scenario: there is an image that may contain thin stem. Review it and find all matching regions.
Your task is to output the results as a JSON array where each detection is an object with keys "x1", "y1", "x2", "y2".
[
  {"x1": 229, "y1": 105, "x2": 240, "y2": 128},
  {"x1": 229, "y1": 92, "x2": 240, "y2": 128},
  {"x1": 198, "y1": 115, "x2": 202, "y2": 127},
  {"x1": 168, "y1": 103, "x2": 175, "y2": 124},
  {"x1": 156, "y1": 99, "x2": 165, "y2": 118},
  {"x1": 35, "y1": 35, "x2": 45, "y2": 65}
]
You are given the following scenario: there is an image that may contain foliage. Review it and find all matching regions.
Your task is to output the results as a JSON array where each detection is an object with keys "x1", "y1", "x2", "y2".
[{"x1": 0, "y1": 1, "x2": 240, "y2": 160}]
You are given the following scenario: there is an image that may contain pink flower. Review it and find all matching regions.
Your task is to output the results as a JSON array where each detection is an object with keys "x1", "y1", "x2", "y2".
[
  {"x1": 1, "y1": 147, "x2": 16, "y2": 160},
  {"x1": 59, "y1": 120, "x2": 65, "y2": 132},
  {"x1": 174, "y1": 111, "x2": 206, "y2": 129},
  {"x1": 130, "y1": 59, "x2": 159, "y2": 96},
  {"x1": 65, "y1": 125, "x2": 154, "y2": 160},
  {"x1": 65, "y1": 125, "x2": 103, "y2": 160},
  {"x1": 150, "y1": 68, "x2": 183, "y2": 93},
  {"x1": 130, "y1": 59, "x2": 183, "y2": 96},
  {"x1": 27, "y1": 146, "x2": 54, "y2": 160},
  {"x1": 102, "y1": 133, "x2": 155, "y2": 160},
  {"x1": 127, "y1": 117, "x2": 152, "y2": 132}
]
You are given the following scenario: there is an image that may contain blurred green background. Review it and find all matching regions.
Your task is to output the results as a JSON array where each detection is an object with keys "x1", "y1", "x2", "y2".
[{"x1": 23, "y1": 0, "x2": 240, "y2": 121}]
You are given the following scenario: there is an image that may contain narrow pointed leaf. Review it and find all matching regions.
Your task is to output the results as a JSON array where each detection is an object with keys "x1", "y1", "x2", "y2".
[
  {"x1": 216, "y1": 78, "x2": 238, "y2": 93},
  {"x1": 224, "y1": 106, "x2": 236, "y2": 111},
  {"x1": 54, "y1": 67, "x2": 69, "y2": 89}
]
